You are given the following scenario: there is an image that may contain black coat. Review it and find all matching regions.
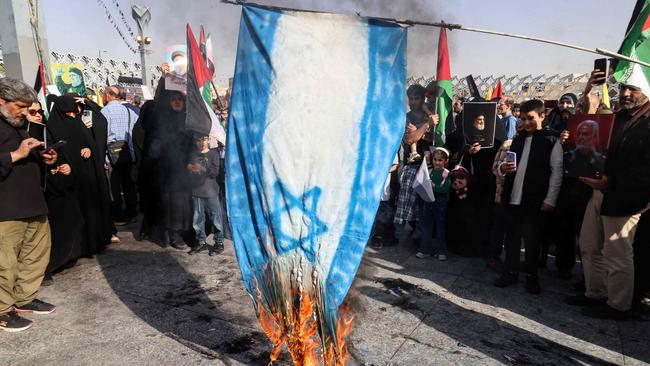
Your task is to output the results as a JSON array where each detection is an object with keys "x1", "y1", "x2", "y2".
[{"x1": 601, "y1": 103, "x2": 650, "y2": 216}]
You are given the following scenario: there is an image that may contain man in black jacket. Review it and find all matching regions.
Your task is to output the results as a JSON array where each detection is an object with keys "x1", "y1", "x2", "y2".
[
  {"x1": 568, "y1": 83, "x2": 650, "y2": 319},
  {"x1": 494, "y1": 99, "x2": 563, "y2": 294},
  {"x1": 0, "y1": 78, "x2": 58, "y2": 332}
]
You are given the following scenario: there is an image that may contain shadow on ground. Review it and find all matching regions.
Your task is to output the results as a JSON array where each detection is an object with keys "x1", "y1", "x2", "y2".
[{"x1": 97, "y1": 248, "x2": 294, "y2": 365}]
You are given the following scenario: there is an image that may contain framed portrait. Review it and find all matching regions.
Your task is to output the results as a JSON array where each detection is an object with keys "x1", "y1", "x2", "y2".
[
  {"x1": 51, "y1": 64, "x2": 87, "y2": 96},
  {"x1": 462, "y1": 102, "x2": 497, "y2": 148},
  {"x1": 165, "y1": 45, "x2": 188, "y2": 92},
  {"x1": 563, "y1": 114, "x2": 613, "y2": 178}
]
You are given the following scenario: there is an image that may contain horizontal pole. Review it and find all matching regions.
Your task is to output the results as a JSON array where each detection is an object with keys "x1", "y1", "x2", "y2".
[{"x1": 221, "y1": 0, "x2": 650, "y2": 69}]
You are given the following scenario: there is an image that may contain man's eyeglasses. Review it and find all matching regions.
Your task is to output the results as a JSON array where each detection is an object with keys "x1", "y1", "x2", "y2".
[{"x1": 28, "y1": 109, "x2": 44, "y2": 116}]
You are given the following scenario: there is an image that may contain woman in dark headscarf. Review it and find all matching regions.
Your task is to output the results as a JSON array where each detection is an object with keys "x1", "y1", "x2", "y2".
[
  {"x1": 47, "y1": 95, "x2": 111, "y2": 257},
  {"x1": 24, "y1": 101, "x2": 84, "y2": 277},
  {"x1": 133, "y1": 99, "x2": 163, "y2": 240},
  {"x1": 150, "y1": 82, "x2": 194, "y2": 248}
]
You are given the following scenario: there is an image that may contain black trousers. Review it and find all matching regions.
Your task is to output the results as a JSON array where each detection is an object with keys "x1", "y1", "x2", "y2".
[
  {"x1": 110, "y1": 156, "x2": 137, "y2": 219},
  {"x1": 554, "y1": 196, "x2": 589, "y2": 273},
  {"x1": 504, "y1": 205, "x2": 543, "y2": 277}
]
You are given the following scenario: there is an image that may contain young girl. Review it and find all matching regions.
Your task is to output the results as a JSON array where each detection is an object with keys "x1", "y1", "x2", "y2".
[{"x1": 416, "y1": 147, "x2": 451, "y2": 261}]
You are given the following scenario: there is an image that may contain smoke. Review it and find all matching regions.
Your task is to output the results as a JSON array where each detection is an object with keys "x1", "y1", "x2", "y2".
[{"x1": 139, "y1": 0, "x2": 455, "y2": 83}]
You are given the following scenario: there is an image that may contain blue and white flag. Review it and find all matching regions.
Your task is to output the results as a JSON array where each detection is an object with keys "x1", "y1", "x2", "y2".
[{"x1": 226, "y1": 5, "x2": 406, "y2": 360}]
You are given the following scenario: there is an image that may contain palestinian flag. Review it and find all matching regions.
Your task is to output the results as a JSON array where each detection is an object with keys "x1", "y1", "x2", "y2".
[
  {"x1": 186, "y1": 24, "x2": 226, "y2": 145},
  {"x1": 199, "y1": 25, "x2": 216, "y2": 77},
  {"x1": 492, "y1": 80, "x2": 503, "y2": 100},
  {"x1": 613, "y1": 0, "x2": 650, "y2": 97},
  {"x1": 434, "y1": 25, "x2": 453, "y2": 146},
  {"x1": 33, "y1": 62, "x2": 49, "y2": 119}
]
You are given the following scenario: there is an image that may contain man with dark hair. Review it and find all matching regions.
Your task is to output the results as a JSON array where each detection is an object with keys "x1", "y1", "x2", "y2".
[
  {"x1": 102, "y1": 85, "x2": 139, "y2": 223},
  {"x1": 394, "y1": 84, "x2": 438, "y2": 242},
  {"x1": 495, "y1": 99, "x2": 563, "y2": 294},
  {"x1": 0, "y1": 78, "x2": 59, "y2": 332},
  {"x1": 567, "y1": 80, "x2": 650, "y2": 319}
]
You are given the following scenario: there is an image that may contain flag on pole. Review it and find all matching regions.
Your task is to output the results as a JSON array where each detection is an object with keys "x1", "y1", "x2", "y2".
[
  {"x1": 205, "y1": 33, "x2": 216, "y2": 77},
  {"x1": 186, "y1": 24, "x2": 226, "y2": 146},
  {"x1": 33, "y1": 63, "x2": 49, "y2": 119},
  {"x1": 602, "y1": 83, "x2": 611, "y2": 108},
  {"x1": 226, "y1": 5, "x2": 406, "y2": 362},
  {"x1": 613, "y1": 0, "x2": 650, "y2": 97},
  {"x1": 199, "y1": 26, "x2": 216, "y2": 77},
  {"x1": 492, "y1": 80, "x2": 503, "y2": 100},
  {"x1": 412, "y1": 158, "x2": 435, "y2": 202},
  {"x1": 434, "y1": 25, "x2": 453, "y2": 146},
  {"x1": 485, "y1": 86, "x2": 494, "y2": 100},
  {"x1": 95, "y1": 85, "x2": 104, "y2": 107}
]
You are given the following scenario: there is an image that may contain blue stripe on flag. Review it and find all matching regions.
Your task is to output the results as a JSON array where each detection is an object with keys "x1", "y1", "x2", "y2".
[
  {"x1": 226, "y1": 5, "x2": 281, "y2": 295},
  {"x1": 325, "y1": 20, "x2": 407, "y2": 307}
]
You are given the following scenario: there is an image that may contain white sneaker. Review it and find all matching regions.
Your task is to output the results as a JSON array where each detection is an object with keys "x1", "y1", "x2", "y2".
[
  {"x1": 415, "y1": 252, "x2": 431, "y2": 259},
  {"x1": 438, "y1": 254, "x2": 447, "y2": 261},
  {"x1": 110, "y1": 235, "x2": 121, "y2": 244}
]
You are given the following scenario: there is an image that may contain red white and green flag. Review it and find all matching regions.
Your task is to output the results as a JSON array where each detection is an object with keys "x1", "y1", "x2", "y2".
[
  {"x1": 613, "y1": 0, "x2": 650, "y2": 97},
  {"x1": 434, "y1": 25, "x2": 453, "y2": 146},
  {"x1": 33, "y1": 62, "x2": 49, "y2": 119},
  {"x1": 186, "y1": 24, "x2": 225, "y2": 146}
]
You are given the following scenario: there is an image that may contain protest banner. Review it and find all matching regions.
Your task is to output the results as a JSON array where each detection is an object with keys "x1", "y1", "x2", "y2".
[
  {"x1": 51, "y1": 63, "x2": 87, "y2": 96},
  {"x1": 462, "y1": 102, "x2": 498, "y2": 148}
]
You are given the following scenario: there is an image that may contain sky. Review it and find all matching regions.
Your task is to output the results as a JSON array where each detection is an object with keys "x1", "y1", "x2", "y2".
[{"x1": 42, "y1": 0, "x2": 636, "y2": 86}]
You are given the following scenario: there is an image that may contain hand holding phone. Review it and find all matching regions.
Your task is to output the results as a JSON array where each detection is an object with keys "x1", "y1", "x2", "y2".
[
  {"x1": 503, "y1": 151, "x2": 517, "y2": 173},
  {"x1": 592, "y1": 59, "x2": 607, "y2": 85},
  {"x1": 40, "y1": 140, "x2": 67, "y2": 155}
]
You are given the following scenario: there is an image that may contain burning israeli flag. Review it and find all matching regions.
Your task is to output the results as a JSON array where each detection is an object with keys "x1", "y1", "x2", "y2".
[{"x1": 226, "y1": 5, "x2": 406, "y2": 364}]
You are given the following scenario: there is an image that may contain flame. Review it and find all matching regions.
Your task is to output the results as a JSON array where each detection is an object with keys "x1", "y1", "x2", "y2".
[
  {"x1": 323, "y1": 300, "x2": 355, "y2": 366},
  {"x1": 256, "y1": 290, "x2": 320, "y2": 366}
]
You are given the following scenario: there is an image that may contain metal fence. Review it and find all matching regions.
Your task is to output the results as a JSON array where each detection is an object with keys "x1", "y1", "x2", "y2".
[
  {"x1": 48, "y1": 51, "x2": 162, "y2": 89},
  {"x1": 408, "y1": 73, "x2": 618, "y2": 103},
  {"x1": 1, "y1": 51, "x2": 616, "y2": 103}
]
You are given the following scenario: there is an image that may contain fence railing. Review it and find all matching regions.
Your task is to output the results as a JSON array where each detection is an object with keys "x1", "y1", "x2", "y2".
[{"x1": 408, "y1": 73, "x2": 618, "y2": 103}]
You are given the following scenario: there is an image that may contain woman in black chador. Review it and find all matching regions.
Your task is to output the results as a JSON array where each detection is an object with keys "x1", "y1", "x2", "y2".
[{"x1": 47, "y1": 95, "x2": 111, "y2": 257}]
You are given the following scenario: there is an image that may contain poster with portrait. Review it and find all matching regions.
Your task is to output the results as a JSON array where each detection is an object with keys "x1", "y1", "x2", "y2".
[
  {"x1": 51, "y1": 64, "x2": 87, "y2": 96},
  {"x1": 563, "y1": 114, "x2": 614, "y2": 178},
  {"x1": 462, "y1": 102, "x2": 497, "y2": 148},
  {"x1": 165, "y1": 45, "x2": 187, "y2": 92}
]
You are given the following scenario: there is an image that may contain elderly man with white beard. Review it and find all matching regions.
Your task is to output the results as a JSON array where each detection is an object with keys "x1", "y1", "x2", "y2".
[{"x1": 566, "y1": 70, "x2": 650, "y2": 319}]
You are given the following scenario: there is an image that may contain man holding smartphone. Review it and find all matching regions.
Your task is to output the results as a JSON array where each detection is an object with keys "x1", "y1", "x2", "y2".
[
  {"x1": 495, "y1": 99, "x2": 563, "y2": 294},
  {"x1": 0, "y1": 78, "x2": 58, "y2": 332}
]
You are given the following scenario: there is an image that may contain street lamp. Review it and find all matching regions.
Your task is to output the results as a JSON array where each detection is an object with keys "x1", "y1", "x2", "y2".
[
  {"x1": 98, "y1": 49, "x2": 107, "y2": 59},
  {"x1": 132, "y1": 5, "x2": 151, "y2": 86}
]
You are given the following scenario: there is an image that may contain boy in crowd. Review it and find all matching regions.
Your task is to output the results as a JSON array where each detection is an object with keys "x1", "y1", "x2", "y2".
[
  {"x1": 495, "y1": 99, "x2": 563, "y2": 294},
  {"x1": 416, "y1": 147, "x2": 451, "y2": 261},
  {"x1": 187, "y1": 134, "x2": 225, "y2": 255}
]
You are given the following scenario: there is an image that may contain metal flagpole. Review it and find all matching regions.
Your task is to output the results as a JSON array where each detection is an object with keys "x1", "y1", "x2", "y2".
[{"x1": 221, "y1": 0, "x2": 650, "y2": 69}]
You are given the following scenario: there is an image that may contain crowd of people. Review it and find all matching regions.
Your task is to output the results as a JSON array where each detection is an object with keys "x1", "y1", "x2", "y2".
[
  {"x1": 0, "y1": 63, "x2": 648, "y2": 333},
  {"x1": 0, "y1": 72, "x2": 228, "y2": 332},
  {"x1": 370, "y1": 69, "x2": 649, "y2": 321}
]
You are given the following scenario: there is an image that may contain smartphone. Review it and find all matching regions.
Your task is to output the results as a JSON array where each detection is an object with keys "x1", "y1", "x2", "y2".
[
  {"x1": 81, "y1": 110, "x2": 93, "y2": 128},
  {"x1": 506, "y1": 151, "x2": 517, "y2": 169},
  {"x1": 594, "y1": 58, "x2": 607, "y2": 85},
  {"x1": 40, "y1": 140, "x2": 67, "y2": 155}
]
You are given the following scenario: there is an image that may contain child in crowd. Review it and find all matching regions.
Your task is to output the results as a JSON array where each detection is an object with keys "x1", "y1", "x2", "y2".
[
  {"x1": 416, "y1": 147, "x2": 451, "y2": 261},
  {"x1": 187, "y1": 134, "x2": 225, "y2": 255}
]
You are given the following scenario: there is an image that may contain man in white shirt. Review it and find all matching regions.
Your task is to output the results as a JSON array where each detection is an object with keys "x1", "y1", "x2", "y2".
[{"x1": 494, "y1": 99, "x2": 562, "y2": 294}]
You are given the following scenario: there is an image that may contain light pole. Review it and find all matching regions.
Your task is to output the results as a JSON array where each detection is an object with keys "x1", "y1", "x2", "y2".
[
  {"x1": 98, "y1": 49, "x2": 107, "y2": 59},
  {"x1": 131, "y1": 5, "x2": 151, "y2": 86}
]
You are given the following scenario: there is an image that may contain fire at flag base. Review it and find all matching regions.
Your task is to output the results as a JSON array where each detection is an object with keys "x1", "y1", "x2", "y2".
[{"x1": 253, "y1": 252, "x2": 355, "y2": 366}]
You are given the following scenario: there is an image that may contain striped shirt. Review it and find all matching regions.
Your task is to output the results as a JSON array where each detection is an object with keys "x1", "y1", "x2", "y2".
[{"x1": 101, "y1": 101, "x2": 138, "y2": 161}]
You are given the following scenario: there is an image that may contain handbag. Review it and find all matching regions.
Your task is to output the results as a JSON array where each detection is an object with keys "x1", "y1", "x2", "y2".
[{"x1": 107, "y1": 106, "x2": 132, "y2": 166}]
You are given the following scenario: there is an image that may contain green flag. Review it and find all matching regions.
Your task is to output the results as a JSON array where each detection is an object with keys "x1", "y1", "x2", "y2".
[
  {"x1": 434, "y1": 26, "x2": 452, "y2": 147},
  {"x1": 613, "y1": 0, "x2": 650, "y2": 97}
]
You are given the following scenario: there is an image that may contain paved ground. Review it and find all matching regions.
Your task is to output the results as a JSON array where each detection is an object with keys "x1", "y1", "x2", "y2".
[{"x1": 1, "y1": 224, "x2": 648, "y2": 366}]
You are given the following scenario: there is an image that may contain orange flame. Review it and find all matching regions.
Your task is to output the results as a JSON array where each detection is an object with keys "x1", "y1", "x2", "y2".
[
  {"x1": 256, "y1": 290, "x2": 320, "y2": 366},
  {"x1": 323, "y1": 300, "x2": 355, "y2": 366}
]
